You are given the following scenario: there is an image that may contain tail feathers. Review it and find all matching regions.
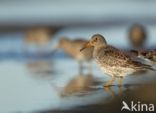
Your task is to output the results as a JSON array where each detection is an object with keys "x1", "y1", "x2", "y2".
[
  {"x1": 131, "y1": 60, "x2": 156, "y2": 71},
  {"x1": 142, "y1": 64, "x2": 156, "y2": 71}
]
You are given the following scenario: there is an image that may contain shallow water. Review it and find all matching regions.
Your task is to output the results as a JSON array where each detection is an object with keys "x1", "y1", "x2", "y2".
[{"x1": 1, "y1": 59, "x2": 156, "y2": 113}]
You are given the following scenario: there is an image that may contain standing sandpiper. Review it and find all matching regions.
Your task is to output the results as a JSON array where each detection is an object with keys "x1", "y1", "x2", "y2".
[
  {"x1": 58, "y1": 37, "x2": 94, "y2": 73},
  {"x1": 80, "y1": 34, "x2": 154, "y2": 87}
]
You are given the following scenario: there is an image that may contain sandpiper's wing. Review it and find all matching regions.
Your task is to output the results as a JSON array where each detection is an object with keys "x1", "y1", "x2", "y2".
[
  {"x1": 97, "y1": 45, "x2": 130, "y2": 66},
  {"x1": 97, "y1": 45, "x2": 154, "y2": 70},
  {"x1": 127, "y1": 59, "x2": 155, "y2": 70}
]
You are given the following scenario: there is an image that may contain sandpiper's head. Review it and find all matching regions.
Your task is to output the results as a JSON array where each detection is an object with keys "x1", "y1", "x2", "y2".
[
  {"x1": 80, "y1": 34, "x2": 107, "y2": 51},
  {"x1": 90, "y1": 34, "x2": 107, "y2": 46}
]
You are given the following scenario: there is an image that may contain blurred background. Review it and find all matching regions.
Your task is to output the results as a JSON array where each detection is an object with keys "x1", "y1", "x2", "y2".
[{"x1": 1, "y1": 0, "x2": 156, "y2": 113}]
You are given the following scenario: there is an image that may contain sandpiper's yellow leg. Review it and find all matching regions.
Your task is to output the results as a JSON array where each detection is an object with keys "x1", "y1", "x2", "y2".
[{"x1": 104, "y1": 75, "x2": 115, "y2": 87}]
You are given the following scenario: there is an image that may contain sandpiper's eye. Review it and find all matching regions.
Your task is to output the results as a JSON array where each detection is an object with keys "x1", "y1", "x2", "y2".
[{"x1": 95, "y1": 38, "x2": 97, "y2": 41}]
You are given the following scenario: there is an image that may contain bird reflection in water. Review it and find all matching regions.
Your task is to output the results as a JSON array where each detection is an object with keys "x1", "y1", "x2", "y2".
[
  {"x1": 55, "y1": 73, "x2": 125, "y2": 98},
  {"x1": 103, "y1": 82, "x2": 145, "y2": 99},
  {"x1": 60, "y1": 73, "x2": 100, "y2": 97},
  {"x1": 51, "y1": 70, "x2": 106, "y2": 97},
  {"x1": 26, "y1": 59, "x2": 55, "y2": 79},
  {"x1": 103, "y1": 78, "x2": 125, "y2": 98}
]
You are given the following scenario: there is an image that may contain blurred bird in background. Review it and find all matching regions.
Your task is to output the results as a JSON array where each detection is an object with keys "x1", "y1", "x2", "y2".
[
  {"x1": 128, "y1": 24, "x2": 147, "y2": 50},
  {"x1": 23, "y1": 27, "x2": 58, "y2": 56},
  {"x1": 24, "y1": 27, "x2": 55, "y2": 45},
  {"x1": 56, "y1": 37, "x2": 94, "y2": 74}
]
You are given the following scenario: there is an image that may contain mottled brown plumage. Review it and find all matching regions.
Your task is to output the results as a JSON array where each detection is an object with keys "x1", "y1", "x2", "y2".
[
  {"x1": 80, "y1": 34, "x2": 154, "y2": 86},
  {"x1": 96, "y1": 46, "x2": 152, "y2": 71}
]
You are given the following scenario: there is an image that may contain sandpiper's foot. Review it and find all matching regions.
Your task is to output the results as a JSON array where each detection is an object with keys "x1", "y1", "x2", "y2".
[
  {"x1": 103, "y1": 82, "x2": 114, "y2": 92},
  {"x1": 103, "y1": 85, "x2": 111, "y2": 91},
  {"x1": 103, "y1": 84, "x2": 113, "y2": 87},
  {"x1": 103, "y1": 85, "x2": 115, "y2": 98},
  {"x1": 103, "y1": 75, "x2": 115, "y2": 87}
]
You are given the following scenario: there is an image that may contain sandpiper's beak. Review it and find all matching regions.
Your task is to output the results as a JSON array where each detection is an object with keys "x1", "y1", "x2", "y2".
[{"x1": 80, "y1": 42, "x2": 92, "y2": 52}]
